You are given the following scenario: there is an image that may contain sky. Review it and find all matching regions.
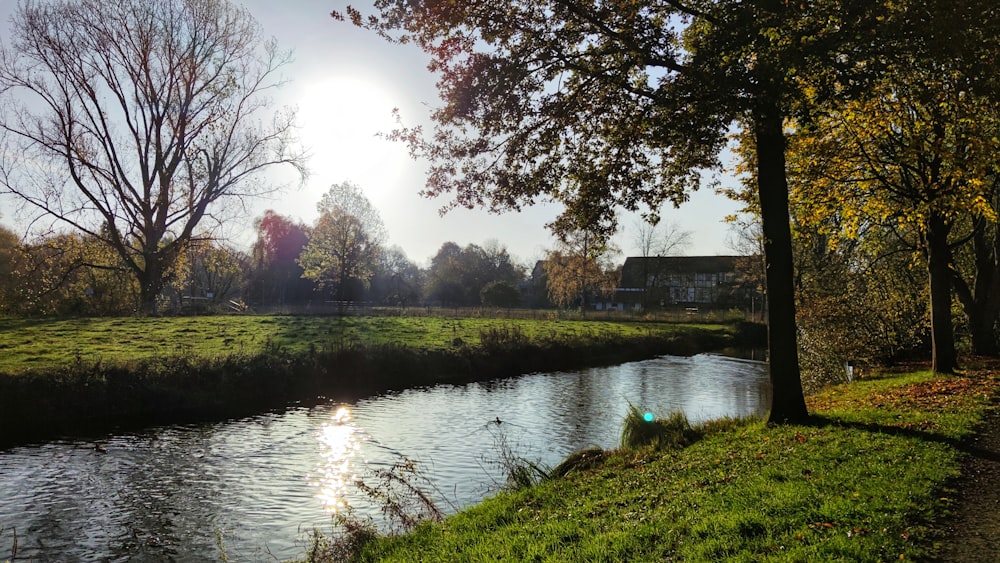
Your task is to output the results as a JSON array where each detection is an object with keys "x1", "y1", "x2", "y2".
[{"x1": 0, "y1": 0, "x2": 747, "y2": 267}]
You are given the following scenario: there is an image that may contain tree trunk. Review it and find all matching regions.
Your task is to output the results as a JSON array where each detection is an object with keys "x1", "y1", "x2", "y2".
[
  {"x1": 137, "y1": 260, "x2": 164, "y2": 316},
  {"x1": 968, "y1": 307, "x2": 1000, "y2": 357},
  {"x1": 953, "y1": 217, "x2": 1000, "y2": 357},
  {"x1": 754, "y1": 104, "x2": 809, "y2": 424},
  {"x1": 926, "y1": 212, "x2": 958, "y2": 373}
]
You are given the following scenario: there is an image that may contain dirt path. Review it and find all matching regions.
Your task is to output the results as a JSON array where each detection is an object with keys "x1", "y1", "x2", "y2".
[{"x1": 933, "y1": 399, "x2": 1000, "y2": 562}]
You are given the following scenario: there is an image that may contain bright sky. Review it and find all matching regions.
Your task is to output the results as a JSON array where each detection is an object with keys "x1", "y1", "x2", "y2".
[{"x1": 0, "y1": 0, "x2": 746, "y2": 267}]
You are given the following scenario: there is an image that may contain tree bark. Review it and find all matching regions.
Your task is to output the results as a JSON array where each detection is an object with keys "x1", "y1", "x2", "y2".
[
  {"x1": 138, "y1": 258, "x2": 164, "y2": 316},
  {"x1": 926, "y1": 212, "x2": 958, "y2": 373},
  {"x1": 754, "y1": 103, "x2": 809, "y2": 424},
  {"x1": 952, "y1": 217, "x2": 1000, "y2": 357}
]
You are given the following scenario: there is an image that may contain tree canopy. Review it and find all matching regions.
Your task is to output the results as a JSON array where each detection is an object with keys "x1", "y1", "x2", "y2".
[
  {"x1": 334, "y1": 0, "x2": 897, "y2": 422},
  {"x1": 298, "y1": 182, "x2": 386, "y2": 301}
]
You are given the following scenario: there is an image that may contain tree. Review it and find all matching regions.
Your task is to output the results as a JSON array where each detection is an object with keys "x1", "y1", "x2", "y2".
[
  {"x1": 480, "y1": 280, "x2": 521, "y2": 309},
  {"x1": 632, "y1": 217, "x2": 692, "y2": 258},
  {"x1": 299, "y1": 182, "x2": 386, "y2": 301},
  {"x1": 787, "y1": 68, "x2": 999, "y2": 373},
  {"x1": 631, "y1": 216, "x2": 693, "y2": 309},
  {"x1": 182, "y1": 238, "x2": 247, "y2": 306},
  {"x1": 792, "y1": 218, "x2": 928, "y2": 389},
  {"x1": 336, "y1": 0, "x2": 896, "y2": 422},
  {"x1": 369, "y1": 245, "x2": 423, "y2": 306},
  {"x1": 424, "y1": 242, "x2": 466, "y2": 306},
  {"x1": 725, "y1": 216, "x2": 767, "y2": 322},
  {"x1": 423, "y1": 241, "x2": 524, "y2": 306},
  {"x1": 299, "y1": 210, "x2": 378, "y2": 301},
  {"x1": 246, "y1": 210, "x2": 311, "y2": 306},
  {"x1": 0, "y1": 225, "x2": 22, "y2": 313},
  {"x1": 951, "y1": 201, "x2": 1000, "y2": 356},
  {"x1": 317, "y1": 181, "x2": 388, "y2": 243},
  {"x1": 7, "y1": 230, "x2": 140, "y2": 315},
  {"x1": 544, "y1": 227, "x2": 620, "y2": 310},
  {"x1": 0, "y1": 0, "x2": 305, "y2": 314}
]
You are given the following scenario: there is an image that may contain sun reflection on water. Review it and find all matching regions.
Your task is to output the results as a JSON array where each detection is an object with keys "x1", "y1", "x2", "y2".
[{"x1": 312, "y1": 406, "x2": 362, "y2": 513}]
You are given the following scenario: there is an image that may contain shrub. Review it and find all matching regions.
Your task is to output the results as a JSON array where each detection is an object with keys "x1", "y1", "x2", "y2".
[{"x1": 477, "y1": 324, "x2": 530, "y2": 351}]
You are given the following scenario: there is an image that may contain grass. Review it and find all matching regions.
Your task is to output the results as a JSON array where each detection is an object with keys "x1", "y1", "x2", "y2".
[
  {"x1": 0, "y1": 315, "x2": 730, "y2": 374},
  {"x1": 0, "y1": 313, "x2": 746, "y2": 446},
  {"x1": 620, "y1": 405, "x2": 700, "y2": 450},
  {"x1": 307, "y1": 364, "x2": 998, "y2": 562}
]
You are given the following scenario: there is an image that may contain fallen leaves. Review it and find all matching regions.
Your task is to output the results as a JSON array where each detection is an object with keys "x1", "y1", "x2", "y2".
[{"x1": 808, "y1": 373, "x2": 999, "y2": 414}]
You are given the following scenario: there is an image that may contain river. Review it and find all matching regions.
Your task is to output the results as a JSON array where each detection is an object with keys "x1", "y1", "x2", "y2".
[{"x1": 0, "y1": 353, "x2": 769, "y2": 561}]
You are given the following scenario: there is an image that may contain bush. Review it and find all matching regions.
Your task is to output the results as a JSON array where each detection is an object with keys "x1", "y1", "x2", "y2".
[{"x1": 479, "y1": 280, "x2": 521, "y2": 308}]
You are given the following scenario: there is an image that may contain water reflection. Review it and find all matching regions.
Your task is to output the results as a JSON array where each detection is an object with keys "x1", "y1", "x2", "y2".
[
  {"x1": 0, "y1": 353, "x2": 768, "y2": 561},
  {"x1": 312, "y1": 406, "x2": 362, "y2": 513}
]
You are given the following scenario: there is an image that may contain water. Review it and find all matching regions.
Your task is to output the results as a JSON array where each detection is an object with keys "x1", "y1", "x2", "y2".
[{"x1": 0, "y1": 353, "x2": 769, "y2": 561}]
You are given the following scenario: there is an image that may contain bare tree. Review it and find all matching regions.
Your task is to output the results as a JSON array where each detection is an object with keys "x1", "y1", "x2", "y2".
[
  {"x1": 631, "y1": 217, "x2": 692, "y2": 258},
  {"x1": 726, "y1": 216, "x2": 767, "y2": 321},
  {"x1": 0, "y1": 0, "x2": 306, "y2": 313}
]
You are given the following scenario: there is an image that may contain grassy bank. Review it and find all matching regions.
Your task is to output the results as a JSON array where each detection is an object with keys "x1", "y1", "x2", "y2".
[
  {"x1": 309, "y1": 365, "x2": 998, "y2": 562},
  {"x1": 0, "y1": 314, "x2": 752, "y2": 446},
  {"x1": 0, "y1": 314, "x2": 737, "y2": 373}
]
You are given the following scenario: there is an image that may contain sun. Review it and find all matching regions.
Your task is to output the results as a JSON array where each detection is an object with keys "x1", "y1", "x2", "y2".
[{"x1": 295, "y1": 75, "x2": 403, "y2": 199}]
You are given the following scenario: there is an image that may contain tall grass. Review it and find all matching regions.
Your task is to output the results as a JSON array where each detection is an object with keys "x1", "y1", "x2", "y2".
[
  {"x1": 297, "y1": 456, "x2": 446, "y2": 563},
  {"x1": 620, "y1": 405, "x2": 700, "y2": 450}
]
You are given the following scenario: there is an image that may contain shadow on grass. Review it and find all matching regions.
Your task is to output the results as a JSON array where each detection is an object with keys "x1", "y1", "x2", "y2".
[{"x1": 804, "y1": 414, "x2": 1000, "y2": 463}]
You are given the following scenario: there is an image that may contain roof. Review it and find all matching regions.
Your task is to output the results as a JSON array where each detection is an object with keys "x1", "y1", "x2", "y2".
[{"x1": 619, "y1": 256, "x2": 745, "y2": 288}]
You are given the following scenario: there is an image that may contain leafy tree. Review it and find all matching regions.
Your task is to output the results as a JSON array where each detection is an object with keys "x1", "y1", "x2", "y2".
[
  {"x1": 299, "y1": 210, "x2": 379, "y2": 301},
  {"x1": 246, "y1": 210, "x2": 311, "y2": 306},
  {"x1": 181, "y1": 239, "x2": 247, "y2": 306},
  {"x1": 424, "y1": 242, "x2": 466, "y2": 306},
  {"x1": 793, "y1": 222, "x2": 928, "y2": 389},
  {"x1": 8, "y1": 231, "x2": 140, "y2": 315},
  {"x1": 299, "y1": 182, "x2": 386, "y2": 301},
  {"x1": 480, "y1": 280, "x2": 521, "y2": 309},
  {"x1": 369, "y1": 245, "x2": 423, "y2": 306},
  {"x1": 317, "y1": 182, "x2": 388, "y2": 244},
  {"x1": 544, "y1": 227, "x2": 620, "y2": 310},
  {"x1": 424, "y1": 241, "x2": 524, "y2": 306},
  {"x1": 480, "y1": 239, "x2": 525, "y2": 287},
  {"x1": 335, "y1": 0, "x2": 895, "y2": 422},
  {"x1": 787, "y1": 67, "x2": 999, "y2": 372},
  {"x1": 0, "y1": 0, "x2": 305, "y2": 314},
  {"x1": 0, "y1": 225, "x2": 22, "y2": 313}
]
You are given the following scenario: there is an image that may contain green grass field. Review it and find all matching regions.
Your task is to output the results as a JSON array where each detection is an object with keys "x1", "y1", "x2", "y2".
[
  {"x1": 304, "y1": 366, "x2": 998, "y2": 562},
  {"x1": 0, "y1": 314, "x2": 727, "y2": 374}
]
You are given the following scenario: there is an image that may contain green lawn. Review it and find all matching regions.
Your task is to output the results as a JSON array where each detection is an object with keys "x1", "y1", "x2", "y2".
[
  {"x1": 0, "y1": 315, "x2": 725, "y2": 374},
  {"x1": 306, "y1": 367, "x2": 997, "y2": 562}
]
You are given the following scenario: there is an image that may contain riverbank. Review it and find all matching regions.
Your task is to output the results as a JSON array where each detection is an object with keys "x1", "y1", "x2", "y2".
[
  {"x1": 0, "y1": 315, "x2": 757, "y2": 447},
  {"x1": 302, "y1": 363, "x2": 999, "y2": 562}
]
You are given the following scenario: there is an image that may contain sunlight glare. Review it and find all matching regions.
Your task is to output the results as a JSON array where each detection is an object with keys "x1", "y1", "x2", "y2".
[
  {"x1": 312, "y1": 405, "x2": 362, "y2": 513},
  {"x1": 296, "y1": 75, "x2": 403, "y2": 203}
]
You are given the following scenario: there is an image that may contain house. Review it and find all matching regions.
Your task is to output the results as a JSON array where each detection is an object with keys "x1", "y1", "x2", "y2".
[{"x1": 615, "y1": 256, "x2": 760, "y2": 311}]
